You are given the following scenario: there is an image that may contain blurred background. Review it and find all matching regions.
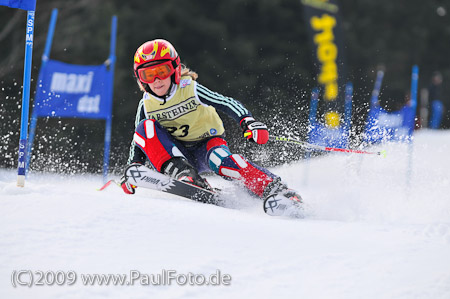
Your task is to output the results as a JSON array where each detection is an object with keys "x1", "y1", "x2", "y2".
[{"x1": 1, "y1": 0, "x2": 450, "y2": 175}]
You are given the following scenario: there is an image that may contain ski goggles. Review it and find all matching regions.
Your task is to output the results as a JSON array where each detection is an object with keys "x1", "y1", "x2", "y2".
[{"x1": 137, "y1": 60, "x2": 175, "y2": 84}]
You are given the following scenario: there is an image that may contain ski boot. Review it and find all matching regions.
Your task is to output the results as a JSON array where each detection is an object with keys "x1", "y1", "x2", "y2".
[{"x1": 161, "y1": 157, "x2": 212, "y2": 191}]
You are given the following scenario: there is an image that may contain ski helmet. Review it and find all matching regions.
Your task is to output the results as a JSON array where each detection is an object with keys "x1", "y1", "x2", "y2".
[{"x1": 133, "y1": 39, "x2": 181, "y2": 91}]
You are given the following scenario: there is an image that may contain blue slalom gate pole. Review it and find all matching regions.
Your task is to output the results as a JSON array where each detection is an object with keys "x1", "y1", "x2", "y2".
[
  {"x1": 102, "y1": 15, "x2": 117, "y2": 183},
  {"x1": 26, "y1": 8, "x2": 59, "y2": 175},
  {"x1": 17, "y1": 10, "x2": 36, "y2": 187},
  {"x1": 370, "y1": 70, "x2": 385, "y2": 108},
  {"x1": 42, "y1": 9, "x2": 58, "y2": 63},
  {"x1": 406, "y1": 65, "x2": 419, "y2": 190},
  {"x1": 303, "y1": 87, "x2": 319, "y2": 186},
  {"x1": 409, "y1": 65, "x2": 419, "y2": 125},
  {"x1": 308, "y1": 87, "x2": 319, "y2": 132},
  {"x1": 344, "y1": 82, "x2": 353, "y2": 144}
]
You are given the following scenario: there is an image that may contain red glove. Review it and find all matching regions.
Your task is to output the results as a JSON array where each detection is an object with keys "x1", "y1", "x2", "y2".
[
  {"x1": 240, "y1": 117, "x2": 269, "y2": 145},
  {"x1": 120, "y1": 175, "x2": 136, "y2": 194},
  {"x1": 120, "y1": 163, "x2": 140, "y2": 194}
]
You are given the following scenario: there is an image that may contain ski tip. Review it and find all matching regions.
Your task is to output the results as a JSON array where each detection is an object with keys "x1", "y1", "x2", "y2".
[{"x1": 379, "y1": 150, "x2": 387, "y2": 158}]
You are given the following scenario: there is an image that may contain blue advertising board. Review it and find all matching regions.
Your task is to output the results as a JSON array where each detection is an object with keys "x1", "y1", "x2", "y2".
[
  {"x1": 363, "y1": 65, "x2": 418, "y2": 144},
  {"x1": 308, "y1": 83, "x2": 353, "y2": 148},
  {"x1": 34, "y1": 59, "x2": 112, "y2": 119}
]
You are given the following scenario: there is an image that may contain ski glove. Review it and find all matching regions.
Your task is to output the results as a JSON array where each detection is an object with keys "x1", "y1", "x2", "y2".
[
  {"x1": 120, "y1": 163, "x2": 140, "y2": 194},
  {"x1": 240, "y1": 116, "x2": 269, "y2": 144}
]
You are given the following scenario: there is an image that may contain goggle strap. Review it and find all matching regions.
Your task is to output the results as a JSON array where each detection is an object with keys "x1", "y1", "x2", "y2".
[{"x1": 171, "y1": 57, "x2": 180, "y2": 69}]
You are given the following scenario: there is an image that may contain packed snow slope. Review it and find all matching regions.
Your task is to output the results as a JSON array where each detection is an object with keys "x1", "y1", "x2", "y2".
[{"x1": 1, "y1": 130, "x2": 450, "y2": 299}]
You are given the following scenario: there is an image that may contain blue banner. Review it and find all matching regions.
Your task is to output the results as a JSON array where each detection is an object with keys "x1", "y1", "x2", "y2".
[
  {"x1": 363, "y1": 104, "x2": 415, "y2": 143},
  {"x1": 0, "y1": 0, "x2": 35, "y2": 10},
  {"x1": 309, "y1": 124, "x2": 349, "y2": 148},
  {"x1": 308, "y1": 83, "x2": 352, "y2": 148},
  {"x1": 34, "y1": 59, "x2": 112, "y2": 120},
  {"x1": 364, "y1": 65, "x2": 418, "y2": 144}
]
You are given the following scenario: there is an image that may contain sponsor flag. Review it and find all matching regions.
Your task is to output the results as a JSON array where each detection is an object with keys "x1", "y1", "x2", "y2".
[{"x1": 301, "y1": 0, "x2": 348, "y2": 146}]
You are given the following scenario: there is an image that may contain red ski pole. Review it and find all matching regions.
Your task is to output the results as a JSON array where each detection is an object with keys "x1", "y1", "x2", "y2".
[
  {"x1": 244, "y1": 131, "x2": 386, "y2": 157},
  {"x1": 97, "y1": 179, "x2": 119, "y2": 191},
  {"x1": 268, "y1": 135, "x2": 386, "y2": 156}
]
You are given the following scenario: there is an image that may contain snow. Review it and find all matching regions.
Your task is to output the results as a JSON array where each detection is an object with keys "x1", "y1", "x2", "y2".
[{"x1": 1, "y1": 130, "x2": 450, "y2": 299}]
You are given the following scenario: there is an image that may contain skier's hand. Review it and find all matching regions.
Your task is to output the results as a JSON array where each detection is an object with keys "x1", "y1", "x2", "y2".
[
  {"x1": 120, "y1": 163, "x2": 140, "y2": 194},
  {"x1": 240, "y1": 117, "x2": 269, "y2": 144},
  {"x1": 120, "y1": 175, "x2": 136, "y2": 194}
]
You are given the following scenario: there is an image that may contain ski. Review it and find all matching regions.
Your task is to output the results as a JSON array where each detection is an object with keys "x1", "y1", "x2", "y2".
[
  {"x1": 124, "y1": 164, "x2": 219, "y2": 204},
  {"x1": 100, "y1": 165, "x2": 304, "y2": 217}
]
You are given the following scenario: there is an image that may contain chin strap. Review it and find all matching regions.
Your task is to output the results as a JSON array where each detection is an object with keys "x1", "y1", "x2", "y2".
[{"x1": 144, "y1": 82, "x2": 174, "y2": 105}]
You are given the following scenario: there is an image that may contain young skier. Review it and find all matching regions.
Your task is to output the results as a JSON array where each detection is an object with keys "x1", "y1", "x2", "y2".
[{"x1": 120, "y1": 39, "x2": 301, "y2": 213}]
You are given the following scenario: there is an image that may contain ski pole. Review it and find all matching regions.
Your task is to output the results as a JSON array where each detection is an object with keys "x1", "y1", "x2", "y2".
[
  {"x1": 268, "y1": 135, "x2": 386, "y2": 157},
  {"x1": 97, "y1": 179, "x2": 119, "y2": 191},
  {"x1": 244, "y1": 131, "x2": 385, "y2": 156}
]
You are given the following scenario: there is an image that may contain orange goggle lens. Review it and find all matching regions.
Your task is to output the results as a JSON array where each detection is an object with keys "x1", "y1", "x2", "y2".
[{"x1": 138, "y1": 63, "x2": 174, "y2": 84}]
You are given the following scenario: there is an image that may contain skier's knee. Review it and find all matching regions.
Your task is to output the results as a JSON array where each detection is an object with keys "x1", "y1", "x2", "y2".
[
  {"x1": 134, "y1": 120, "x2": 157, "y2": 149},
  {"x1": 207, "y1": 146, "x2": 248, "y2": 179},
  {"x1": 134, "y1": 119, "x2": 182, "y2": 171}
]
